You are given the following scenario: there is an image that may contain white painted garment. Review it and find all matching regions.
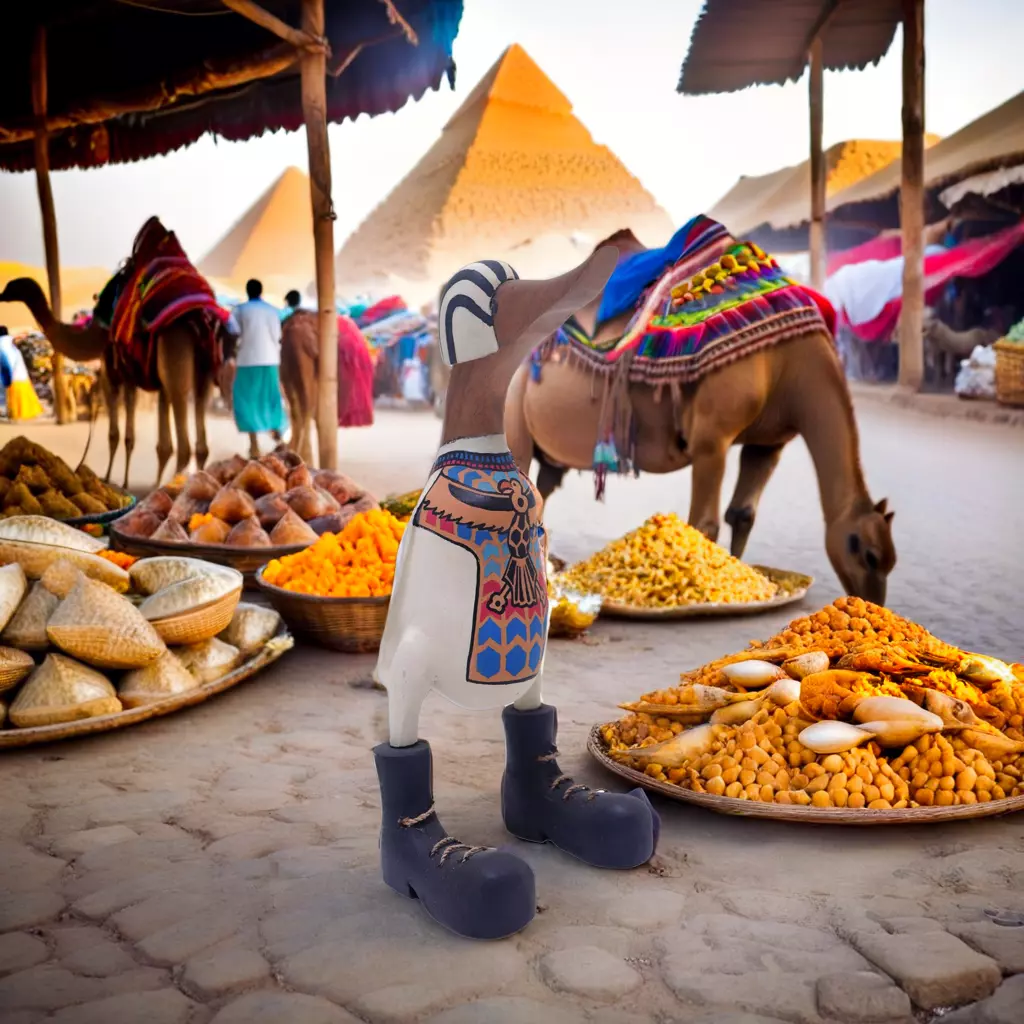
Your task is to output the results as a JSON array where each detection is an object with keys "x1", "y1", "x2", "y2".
[{"x1": 375, "y1": 433, "x2": 549, "y2": 747}]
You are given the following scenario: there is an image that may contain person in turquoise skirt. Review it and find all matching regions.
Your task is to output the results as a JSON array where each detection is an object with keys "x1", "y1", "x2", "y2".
[{"x1": 228, "y1": 279, "x2": 285, "y2": 456}]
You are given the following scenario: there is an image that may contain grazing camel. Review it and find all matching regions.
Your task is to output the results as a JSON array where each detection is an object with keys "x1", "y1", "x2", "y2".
[
  {"x1": 0, "y1": 277, "x2": 233, "y2": 487},
  {"x1": 504, "y1": 226, "x2": 897, "y2": 603},
  {"x1": 921, "y1": 308, "x2": 999, "y2": 385}
]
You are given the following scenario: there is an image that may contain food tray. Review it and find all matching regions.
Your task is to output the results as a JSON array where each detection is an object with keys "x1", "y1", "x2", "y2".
[
  {"x1": 0, "y1": 629, "x2": 293, "y2": 749},
  {"x1": 600, "y1": 566, "x2": 812, "y2": 620},
  {"x1": 255, "y1": 567, "x2": 389, "y2": 653},
  {"x1": 109, "y1": 522, "x2": 306, "y2": 588},
  {"x1": 587, "y1": 726, "x2": 1024, "y2": 825},
  {"x1": 58, "y1": 488, "x2": 137, "y2": 527}
]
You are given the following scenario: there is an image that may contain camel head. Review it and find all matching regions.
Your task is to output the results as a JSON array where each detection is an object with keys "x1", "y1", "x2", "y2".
[
  {"x1": 0, "y1": 277, "x2": 48, "y2": 311},
  {"x1": 826, "y1": 498, "x2": 896, "y2": 605}
]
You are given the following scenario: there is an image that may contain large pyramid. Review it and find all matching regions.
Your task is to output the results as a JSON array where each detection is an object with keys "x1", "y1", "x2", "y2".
[
  {"x1": 199, "y1": 166, "x2": 314, "y2": 295},
  {"x1": 336, "y1": 45, "x2": 672, "y2": 295}
]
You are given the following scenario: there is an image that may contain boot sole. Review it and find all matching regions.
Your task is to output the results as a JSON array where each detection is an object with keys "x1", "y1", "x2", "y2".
[
  {"x1": 383, "y1": 876, "x2": 535, "y2": 941},
  {"x1": 505, "y1": 826, "x2": 655, "y2": 870}
]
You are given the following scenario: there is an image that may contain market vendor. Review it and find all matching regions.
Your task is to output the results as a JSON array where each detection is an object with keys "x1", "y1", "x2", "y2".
[
  {"x1": 228, "y1": 280, "x2": 286, "y2": 456},
  {"x1": 0, "y1": 328, "x2": 43, "y2": 421}
]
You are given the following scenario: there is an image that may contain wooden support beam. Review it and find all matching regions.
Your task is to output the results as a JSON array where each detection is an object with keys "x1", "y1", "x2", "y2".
[
  {"x1": 898, "y1": 0, "x2": 926, "y2": 391},
  {"x1": 808, "y1": 36, "x2": 826, "y2": 291},
  {"x1": 221, "y1": 0, "x2": 328, "y2": 54},
  {"x1": 31, "y1": 24, "x2": 71, "y2": 425},
  {"x1": 377, "y1": 0, "x2": 419, "y2": 46},
  {"x1": 0, "y1": 44, "x2": 299, "y2": 145},
  {"x1": 301, "y1": 0, "x2": 338, "y2": 470}
]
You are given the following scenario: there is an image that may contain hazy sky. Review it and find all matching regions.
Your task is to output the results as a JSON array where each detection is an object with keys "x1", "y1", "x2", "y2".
[{"x1": 1, "y1": 0, "x2": 1022, "y2": 271}]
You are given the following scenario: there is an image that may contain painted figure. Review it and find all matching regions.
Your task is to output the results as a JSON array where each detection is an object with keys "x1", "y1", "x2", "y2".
[{"x1": 373, "y1": 250, "x2": 660, "y2": 940}]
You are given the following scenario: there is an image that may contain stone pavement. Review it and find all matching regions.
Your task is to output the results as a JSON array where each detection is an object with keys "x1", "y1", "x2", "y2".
[{"x1": 1, "y1": 403, "x2": 1023, "y2": 1023}]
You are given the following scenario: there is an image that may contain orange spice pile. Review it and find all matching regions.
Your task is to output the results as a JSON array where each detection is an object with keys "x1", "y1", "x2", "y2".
[{"x1": 262, "y1": 508, "x2": 405, "y2": 598}]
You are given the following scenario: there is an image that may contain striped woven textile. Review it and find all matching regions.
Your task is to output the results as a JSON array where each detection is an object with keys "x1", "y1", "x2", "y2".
[
  {"x1": 102, "y1": 217, "x2": 227, "y2": 390},
  {"x1": 534, "y1": 216, "x2": 836, "y2": 387}
]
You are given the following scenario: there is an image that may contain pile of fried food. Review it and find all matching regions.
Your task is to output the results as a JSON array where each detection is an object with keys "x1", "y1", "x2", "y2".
[
  {"x1": 601, "y1": 597, "x2": 1024, "y2": 811},
  {"x1": 562, "y1": 513, "x2": 778, "y2": 609},
  {"x1": 116, "y1": 446, "x2": 377, "y2": 548},
  {"x1": 0, "y1": 516, "x2": 287, "y2": 730},
  {"x1": 0, "y1": 437, "x2": 131, "y2": 520}
]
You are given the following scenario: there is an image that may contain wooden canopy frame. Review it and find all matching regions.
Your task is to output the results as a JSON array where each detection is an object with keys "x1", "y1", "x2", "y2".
[
  {"x1": 23, "y1": 0, "x2": 420, "y2": 463},
  {"x1": 680, "y1": 0, "x2": 927, "y2": 391}
]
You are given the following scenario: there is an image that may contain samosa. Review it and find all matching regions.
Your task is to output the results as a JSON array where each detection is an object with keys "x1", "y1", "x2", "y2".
[
  {"x1": 152, "y1": 518, "x2": 191, "y2": 543},
  {"x1": 209, "y1": 486, "x2": 256, "y2": 524},
  {"x1": 254, "y1": 493, "x2": 290, "y2": 530},
  {"x1": 190, "y1": 517, "x2": 232, "y2": 544},
  {"x1": 225, "y1": 517, "x2": 272, "y2": 547},
  {"x1": 232, "y1": 461, "x2": 286, "y2": 498},
  {"x1": 270, "y1": 509, "x2": 319, "y2": 547},
  {"x1": 182, "y1": 470, "x2": 221, "y2": 502}
]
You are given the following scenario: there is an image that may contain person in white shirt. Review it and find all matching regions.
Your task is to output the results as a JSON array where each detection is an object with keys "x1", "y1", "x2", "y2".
[{"x1": 230, "y1": 279, "x2": 285, "y2": 456}]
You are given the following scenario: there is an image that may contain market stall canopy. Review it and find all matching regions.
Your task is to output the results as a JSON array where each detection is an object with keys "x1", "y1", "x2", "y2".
[
  {"x1": 0, "y1": 0, "x2": 464, "y2": 172},
  {"x1": 677, "y1": 0, "x2": 902, "y2": 95},
  {"x1": 199, "y1": 166, "x2": 315, "y2": 295},
  {"x1": 709, "y1": 139, "x2": 940, "y2": 251},
  {"x1": 335, "y1": 43, "x2": 673, "y2": 292},
  {"x1": 830, "y1": 89, "x2": 1024, "y2": 228}
]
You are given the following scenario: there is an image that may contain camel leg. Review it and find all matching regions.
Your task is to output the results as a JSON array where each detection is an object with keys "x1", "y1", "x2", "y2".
[
  {"x1": 687, "y1": 433, "x2": 731, "y2": 543},
  {"x1": 100, "y1": 372, "x2": 120, "y2": 484},
  {"x1": 122, "y1": 386, "x2": 137, "y2": 491},
  {"x1": 724, "y1": 443, "x2": 785, "y2": 559},
  {"x1": 194, "y1": 369, "x2": 211, "y2": 470},
  {"x1": 156, "y1": 391, "x2": 173, "y2": 486}
]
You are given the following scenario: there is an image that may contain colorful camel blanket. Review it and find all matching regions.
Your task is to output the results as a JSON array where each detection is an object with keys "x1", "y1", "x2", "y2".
[
  {"x1": 414, "y1": 450, "x2": 547, "y2": 686},
  {"x1": 530, "y1": 216, "x2": 836, "y2": 497},
  {"x1": 534, "y1": 216, "x2": 835, "y2": 387},
  {"x1": 95, "y1": 217, "x2": 227, "y2": 391}
]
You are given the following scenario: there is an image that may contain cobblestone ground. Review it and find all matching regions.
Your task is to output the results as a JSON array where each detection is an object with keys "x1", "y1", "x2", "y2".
[{"x1": 1, "y1": 404, "x2": 1023, "y2": 1024}]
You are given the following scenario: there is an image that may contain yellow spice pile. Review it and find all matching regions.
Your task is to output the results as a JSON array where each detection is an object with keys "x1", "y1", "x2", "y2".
[{"x1": 561, "y1": 513, "x2": 777, "y2": 608}]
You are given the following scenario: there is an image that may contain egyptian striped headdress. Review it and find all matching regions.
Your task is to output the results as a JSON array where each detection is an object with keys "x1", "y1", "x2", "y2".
[{"x1": 437, "y1": 260, "x2": 519, "y2": 367}]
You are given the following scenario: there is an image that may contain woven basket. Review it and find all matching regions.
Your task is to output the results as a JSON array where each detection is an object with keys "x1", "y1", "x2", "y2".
[
  {"x1": 149, "y1": 587, "x2": 242, "y2": 646},
  {"x1": 254, "y1": 568, "x2": 389, "y2": 653},
  {"x1": 0, "y1": 649, "x2": 34, "y2": 693},
  {"x1": 994, "y1": 340, "x2": 1024, "y2": 408}
]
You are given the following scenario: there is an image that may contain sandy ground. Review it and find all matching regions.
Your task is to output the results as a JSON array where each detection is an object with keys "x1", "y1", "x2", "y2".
[{"x1": 1, "y1": 402, "x2": 1023, "y2": 1024}]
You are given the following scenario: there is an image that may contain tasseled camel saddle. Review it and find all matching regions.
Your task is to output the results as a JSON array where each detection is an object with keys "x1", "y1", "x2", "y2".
[
  {"x1": 530, "y1": 215, "x2": 836, "y2": 496},
  {"x1": 93, "y1": 217, "x2": 229, "y2": 390}
]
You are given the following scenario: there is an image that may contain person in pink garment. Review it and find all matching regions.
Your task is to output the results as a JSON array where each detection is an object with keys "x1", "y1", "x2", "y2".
[{"x1": 336, "y1": 313, "x2": 374, "y2": 428}]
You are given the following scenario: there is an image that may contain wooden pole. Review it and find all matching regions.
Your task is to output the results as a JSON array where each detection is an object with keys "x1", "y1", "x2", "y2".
[
  {"x1": 221, "y1": 0, "x2": 327, "y2": 53},
  {"x1": 301, "y1": 0, "x2": 338, "y2": 469},
  {"x1": 31, "y1": 25, "x2": 70, "y2": 425},
  {"x1": 808, "y1": 37, "x2": 826, "y2": 291},
  {"x1": 899, "y1": 0, "x2": 926, "y2": 390}
]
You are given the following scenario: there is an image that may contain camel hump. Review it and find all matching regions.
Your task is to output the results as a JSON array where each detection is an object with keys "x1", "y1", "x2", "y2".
[
  {"x1": 437, "y1": 260, "x2": 519, "y2": 367},
  {"x1": 282, "y1": 310, "x2": 320, "y2": 362}
]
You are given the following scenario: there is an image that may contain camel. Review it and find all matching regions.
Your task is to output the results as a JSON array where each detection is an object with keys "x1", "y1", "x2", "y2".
[
  {"x1": 504, "y1": 229, "x2": 897, "y2": 604},
  {"x1": 0, "y1": 277, "x2": 230, "y2": 487},
  {"x1": 279, "y1": 308, "x2": 318, "y2": 465},
  {"x1": 921, "y1": 308, "x2": 999, "y2": 385}
]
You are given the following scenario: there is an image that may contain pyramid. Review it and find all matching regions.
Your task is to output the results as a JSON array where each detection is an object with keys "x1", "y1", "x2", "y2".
[
  {"x1": 199, "y1": 166, "x2": 314, "y2": 292},
  {"x1": 336, "y1": 45, "x2": 673, "y2": 292}
]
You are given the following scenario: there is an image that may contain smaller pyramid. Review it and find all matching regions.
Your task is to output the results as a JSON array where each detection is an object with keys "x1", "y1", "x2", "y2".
[{"x1": 200, "y1": 166, "x2": 314, "y2": 291}]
